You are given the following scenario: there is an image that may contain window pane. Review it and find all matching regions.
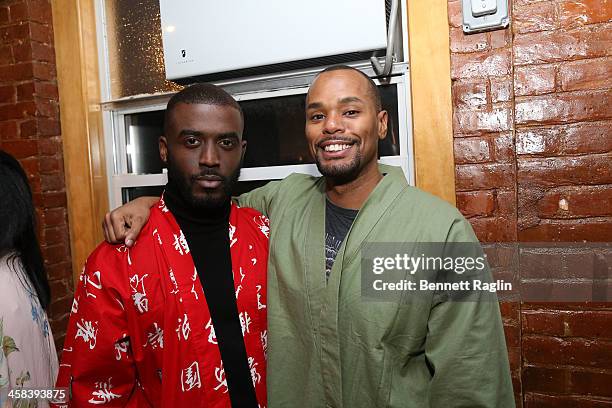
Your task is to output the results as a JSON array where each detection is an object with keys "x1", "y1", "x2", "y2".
[
  {"x1": 125, "y1": 110, "x2": 165, "y2": 174},
  {"x1": 241, "y1": 84, "x2": 400, "y2": 168},
  {"x1": 122, "y1": 84, "x2": 400, "y2": 174},
  {"x1": 105, "y1": 0, "x2": 181, "y2": 99},
  {"x1": 121, "y1": 181, "x2": 272, "y2": 204},
  {"x1": 122, "y1": 185, "x2": 165, "y2": 204}
]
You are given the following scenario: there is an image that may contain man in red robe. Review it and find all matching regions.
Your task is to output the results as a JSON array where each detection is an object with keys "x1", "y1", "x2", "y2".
[{"x1": 54, "y1": 84, "x2": 268, "y2": 407}]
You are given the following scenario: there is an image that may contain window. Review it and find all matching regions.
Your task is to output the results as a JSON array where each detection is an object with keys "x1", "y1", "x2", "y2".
[{"x1": 96, "y1": 0, "x2": 412, "y2": 208}]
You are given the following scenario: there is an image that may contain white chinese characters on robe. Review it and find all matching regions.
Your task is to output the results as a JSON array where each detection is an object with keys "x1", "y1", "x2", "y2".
[{"x1": 54, "y1": 200, "x2": 268, "y2": 407}]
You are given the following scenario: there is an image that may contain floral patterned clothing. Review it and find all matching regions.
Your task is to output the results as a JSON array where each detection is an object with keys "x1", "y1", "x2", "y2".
[
  {"x1": 0, "y1": 253, "x2": 58, "y2": 408},
  {"x1": 54, "y1": 199, "x2": 269, "y2": 407}
]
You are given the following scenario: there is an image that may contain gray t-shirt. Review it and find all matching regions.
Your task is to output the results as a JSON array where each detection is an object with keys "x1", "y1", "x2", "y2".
[{"x1": 324, "y1": 198, "x2": 358, "y2": 281}]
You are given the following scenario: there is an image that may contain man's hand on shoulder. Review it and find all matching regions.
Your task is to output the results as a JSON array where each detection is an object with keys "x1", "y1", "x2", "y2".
[{"x1": 103, "y1": 196, "x2": 158, "y2": 247}]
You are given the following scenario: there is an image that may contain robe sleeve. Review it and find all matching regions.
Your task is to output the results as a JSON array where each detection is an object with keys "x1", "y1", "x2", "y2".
[
  {"x1": 424, "y1": 218, "x2": 515, "y2": 407},
  {"x1": 235, "y1": 179, "x2": 283, "y2": 217},
  {"x1": 53, "y1": 245, "x2": 138, "y2": 407}
]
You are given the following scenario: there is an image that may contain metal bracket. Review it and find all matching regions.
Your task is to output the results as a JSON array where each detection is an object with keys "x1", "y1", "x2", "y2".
[
  {"x1": 462, "y1": 0, "x2": 510, "y2": 33},
  {"x1": 370, "y1": 0, "x2": 399, "y2": 77}
]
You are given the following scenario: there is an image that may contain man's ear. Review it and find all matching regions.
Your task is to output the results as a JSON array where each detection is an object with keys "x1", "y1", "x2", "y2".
[
  {"x1": 159, "y1": 136, "x2": 168, "y2": 164},
  {"x1": 241, "y1": 139, "x2": 247, "y2": 161},
  {"x1": 377, "y1": 110, "x2": 388, "y2": 140}
]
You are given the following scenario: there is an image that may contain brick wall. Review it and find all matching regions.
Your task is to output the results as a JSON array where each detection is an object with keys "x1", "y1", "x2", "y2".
[
  {"x1": 448, "y1": 0, "x2": 612, "y2": 406},
  {"x1": 0, "y1": 0, "x2": 72, "y2": 351}
]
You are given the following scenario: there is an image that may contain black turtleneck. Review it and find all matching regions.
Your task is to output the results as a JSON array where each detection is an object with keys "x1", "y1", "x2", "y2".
[{"x1": 164, "y1": 183, "x2": 257, "y2": 407}]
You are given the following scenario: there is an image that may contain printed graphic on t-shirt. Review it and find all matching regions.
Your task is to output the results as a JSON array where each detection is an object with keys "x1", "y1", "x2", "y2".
[{"x1": 325, "y1": 232, "x2": 344, "y2": 280}]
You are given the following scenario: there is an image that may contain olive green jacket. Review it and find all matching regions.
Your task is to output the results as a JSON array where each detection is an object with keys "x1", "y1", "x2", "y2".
[{"x1": 238, "y1": 165, "x2": 514, "y2": 408}]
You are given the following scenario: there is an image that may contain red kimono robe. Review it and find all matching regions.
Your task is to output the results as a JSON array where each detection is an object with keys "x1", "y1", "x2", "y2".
[{"x1": 54, "y1": 198, "x2": 269, "y2": 407}]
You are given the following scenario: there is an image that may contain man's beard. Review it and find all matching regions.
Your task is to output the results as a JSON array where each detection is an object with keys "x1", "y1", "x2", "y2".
[
  {"x1": 314, "y1": 145, "x2": 363, "y2": 185},
  {"x1": 167, "y1": 156, "x2": 241, "y2": 210}
]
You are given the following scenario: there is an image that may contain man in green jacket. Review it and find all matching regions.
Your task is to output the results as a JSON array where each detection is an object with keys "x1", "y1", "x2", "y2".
[{"x1": 104, "y1": 66, "x2": 514, "y2": 407}]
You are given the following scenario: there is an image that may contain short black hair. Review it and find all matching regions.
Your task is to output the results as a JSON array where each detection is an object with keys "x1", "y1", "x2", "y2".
[
  {"x1": 164, "y1": 83, "x2": 243, "y2": 135},
  {"x1": 315, "y1": 65, "x2": 382, "y2": 111}
]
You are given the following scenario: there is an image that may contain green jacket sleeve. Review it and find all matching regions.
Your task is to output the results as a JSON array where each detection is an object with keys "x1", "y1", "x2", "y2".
[
  {"x1": 235, "y1": 179, "x2": 283, "y2": 218},
  {"x1": 425, "y1": 218, "x2": 515, "y2": 407}
]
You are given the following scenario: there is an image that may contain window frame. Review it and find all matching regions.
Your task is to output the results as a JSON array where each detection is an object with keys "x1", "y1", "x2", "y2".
[{"x1": 105, "y1": 63, "x2": 414, "y2": 208}]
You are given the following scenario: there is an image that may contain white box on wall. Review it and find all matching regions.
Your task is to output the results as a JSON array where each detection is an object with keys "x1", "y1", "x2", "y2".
[{"x1": 160, "y1": 0, "x2": 388, "y2": 80}]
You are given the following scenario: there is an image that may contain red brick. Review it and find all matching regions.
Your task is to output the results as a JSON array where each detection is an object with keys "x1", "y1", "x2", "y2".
[
  {"x1": 500, "y1": 301, "x2": 520, "y2": 321},
  {"x1": 485, "y1": 246, "x2": 518, "y2": 270},
  {"x1": 31, "y1": 41, "x2": 54, "y2": 62},
  {"x1": 522, "y1": 310, "x2": 565, "y2": 336},
  {"x1": 564, "y1": 311, "x2": 612, "y2": 339},
  {"x1": 516, "y1": 121, "x2": 612, "y2": 156},
  {"x1": 447, "y1": 0, "x2": 463, "y2": 28},
  {"x1": 37, "y1": 117, "x2": 60, "y2": 136},
  {"x1": 9, "y1": 2, "x2": 28, "y2": 23},
  {"x1": 28, "y1": 21, "x2": 51, "y2": 44},
  {"x1": 43, "y1": 225, "x2": 67, "y2": 245},
  {"x1": 451, "y1": 48, "x2": 512, "y2": 79},
  {"x1": 19, "y1": 119, "x2": 37, "y2": 137},
  {"x1": 48, "y1": 295, "x2": 73, "y2": 322},
  {"x1": 518, "y1": 155, "x2": 612, "y2": 187},
  {"x1": 41, "y1": 172, "x2": 63, "y2": 191},
  {"x1": 514, "y1": 24, "x2": 612, "y2": 65},
  {"x1": 0, "y1": 23, "x2": 30, "y2": 43},
  {"x1": 522, "y1": 366, "x2": 568, "y2": 393},
  {"x1": 514, "y1": 64, "x2": 556, "y2": 96},
  {"x1": 12, "y1": 40, "x2": 32, "y2": 62},
  {"x1": 488, "y1": 29, "x2": 511, "y2": 49},
  {"x1": 18, "y1": 156, "x2": 38, "y2": 180},
  {"x1": 0, "y1": 120, "x2": 19, "y2": 139},
  {"x1": 519, "y1": 219, "x2": 612, "y2": 241},
  {"x1": 42, "y1": 243, "x2": 69, "y2": 265},
  {"x1": 490, "y1": 76, "x2": 512, "y2": 102},
  {"x1": 519, "y1": 249, "x2": 566, "y2": 278},
  {"x1": 42, "y1": 207, "x2": 66, "y2": 227},
  {"x1": 0, "y1": 62, "x2": 33, "y2": 81},
  {"x1": 558, "y1": 0, "x2": 612, "y2": 29},
  {"x1": 38, "y1": 136, "x2": 61, "y2": 155},
  {"x1": 46, "y1": 261, "x2": 72, "y2": 281},
  {"x1": 468, "y1": 216, "x2": 517, "y2": 242},
  {"x1": 0, "y1": 45, "x2": 12, "y2": 64},
  {"x1": 34, "y1": 81, "x2": 58, "y2": 99},
  {"x1": 450, "y1": 27, "x2": 488, "y2": 53},
  {"x1": 559, "y1": 57, "x2": 612, "y2": 91},
  {"x1": 492, "y1": 133, "x2": 515, "y2": 163},
  {"x1": 457, "y1": 190, "x2": 496, "y2": 217},
  {"x1": 32, "y1": 61, "x2": 55, "y2": 80},
  {"x1": 456, "y1": 162, "x2": 515, "y2": 190},
  {"x1": 39, "y1": 155, "x2": 60, "y2": 173},
  {"x1": 49, "y1": 278, "x2": 70, "y2": 300},
  {"x1": 27, "y1": 0, "x2": 53, "y2": 25},
  {"x1": 0, "y1": 100, "x2": 35, "y2": 120},
  {"x1": 0, "y1": 84, "x2": 16, "y2": 103},
  {"x1": 1, "y1": 138, "x2": 37, "y2": 158},
  {"x1": 516, "y1": 90, "x2": 612, "y2": 125},
  {"x1": 570, "y1": 370, "x2": 612, "y2": 397},
  {"x1": 513, "y1": 1, "x2": 557, "y2": 34},
  {"x1": 34, "y1": 96, "x2": 58, "y2": 117},
  {"x1": 453, "y1": 106, "x2": 513, "y2": 134},
  {"x1": 525, "y1": 393, "x2": 612, "y2": 408},
  {"x1": 523, "y1": 335, "x2": 612, "y2": 368},
  {"x1": 504, "y1": 324, "x2": 521, "y2": 347},
  {"x1": 16, "y1": 81, "x2": 34, "y2": 100},
  {"x1": 0, "y1": 7, "x2": 8, "y2": 25},
  {"x1": 452, "y1": 79, "x2": 487, "y2": 108},
  {"x1": 454, "y1": 137, "x2": 491, "y2": 164},
  {"x1": 537, "y1": 186, "x2": 612, "y2": 218},
  {"x1": 42, "y1": 191, "x2": 67, "y2": 208}
]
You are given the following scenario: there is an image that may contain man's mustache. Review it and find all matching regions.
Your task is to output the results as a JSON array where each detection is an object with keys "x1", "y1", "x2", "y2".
[{"x1": 191, "y1": 169, "x2": 227, "y2": 181}]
